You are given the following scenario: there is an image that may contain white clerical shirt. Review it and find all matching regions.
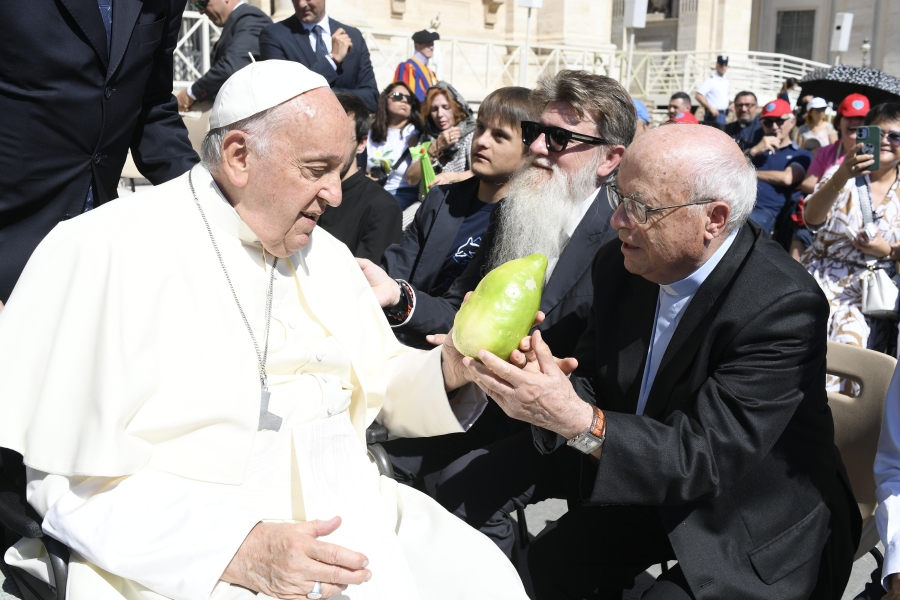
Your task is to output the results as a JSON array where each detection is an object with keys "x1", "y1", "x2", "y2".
[{"x1": 637, "y1": 229, "x2": 738, "y2": 415}]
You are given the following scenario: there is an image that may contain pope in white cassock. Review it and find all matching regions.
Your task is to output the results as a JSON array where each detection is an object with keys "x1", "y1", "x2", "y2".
[{"x1": 0, "y1": 60, "x2": 528, "y2": 600}]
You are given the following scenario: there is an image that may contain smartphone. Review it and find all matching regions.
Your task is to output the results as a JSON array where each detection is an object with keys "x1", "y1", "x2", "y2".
[{"x1": 856, "y1": 125, "x2": 881, "y2": 171}]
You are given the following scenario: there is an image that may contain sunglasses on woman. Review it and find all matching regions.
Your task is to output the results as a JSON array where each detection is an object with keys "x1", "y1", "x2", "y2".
[
  {"x1": 521, "y1": 121, "x2": 608, "y2": 153},
  {"x1": 388, "y1": 92, "x2": 413, "y2": 104}
]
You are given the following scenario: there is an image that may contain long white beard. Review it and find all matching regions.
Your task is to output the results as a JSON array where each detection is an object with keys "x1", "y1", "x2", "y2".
[{"x1": 487, "y1": 152, "x2": 602, "y2": 273}]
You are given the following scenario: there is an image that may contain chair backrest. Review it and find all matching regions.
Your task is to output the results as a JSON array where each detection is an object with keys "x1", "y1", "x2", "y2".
[
  {"x1": 826, "y1": 341, "x2": 896, "y2": 559},
  {"x1": 120, "y1": 110, "x2": 210, "y2": 180},
  {"x1": 182, "y1": 110, "x2": 210, "y2": 156}
]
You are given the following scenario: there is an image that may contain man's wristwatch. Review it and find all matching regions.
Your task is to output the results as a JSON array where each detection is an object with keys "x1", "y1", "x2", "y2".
[{"x1": 566, "y1": 405, "x2": 605, "y2": 454}]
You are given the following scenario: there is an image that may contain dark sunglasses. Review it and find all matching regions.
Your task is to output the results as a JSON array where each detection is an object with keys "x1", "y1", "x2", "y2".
[
  {"x1": 521, "y1": 121, "x2": 608, "y2": 153},
  {"x1": 761, "y1": 117, "x2": 791, "y2": 128},
  {"x1": 189, "y1": 0, "x2": 209, "y2": 10},
  {"x1": 388, "y1": 91, "x2": 413, "y2": 104}
]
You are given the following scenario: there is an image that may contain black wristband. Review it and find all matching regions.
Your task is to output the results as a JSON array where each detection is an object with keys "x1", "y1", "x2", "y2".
[{"x1": 384, "y1": 279, "x2": 415, "y2": 326}]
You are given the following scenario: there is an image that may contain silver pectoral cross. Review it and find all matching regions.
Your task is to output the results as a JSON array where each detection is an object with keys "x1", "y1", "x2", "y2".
[{"x1": 258, "y1": 388, "x2": 283, "y2": 432}]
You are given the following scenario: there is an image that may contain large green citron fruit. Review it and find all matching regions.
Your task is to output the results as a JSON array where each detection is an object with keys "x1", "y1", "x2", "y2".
[{"x1": 452, "y1": 253, "x2": 548, "y2": 361}]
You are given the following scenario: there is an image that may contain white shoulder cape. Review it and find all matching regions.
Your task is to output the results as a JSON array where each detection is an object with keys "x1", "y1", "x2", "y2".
[{"x1": 0, "y1": 167, "x2": 456, "y2": 484}]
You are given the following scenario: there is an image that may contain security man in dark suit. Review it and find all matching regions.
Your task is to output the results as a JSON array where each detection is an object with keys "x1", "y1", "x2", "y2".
[
  {"x1": 258, "y1": 0, "x2": 378, "y2": 112},
  {"x1": 0, "y1": 0, "x2": 199, "y2": 305},
  {"x1": 460, "y1": 124, "x2": 859, "y2": 599},
  {"x1": 175, "y1": 0, "x2": 272, "y2": 111}
]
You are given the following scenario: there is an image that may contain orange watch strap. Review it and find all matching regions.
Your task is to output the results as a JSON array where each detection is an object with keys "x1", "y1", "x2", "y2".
[{"x1": 590, "y1": 406, "x2": 606, "y2": 439}]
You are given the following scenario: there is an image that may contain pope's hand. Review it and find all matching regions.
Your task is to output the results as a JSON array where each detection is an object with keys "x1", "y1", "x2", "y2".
[
  {"x1": 222, "y1": 517, "x2": 370, "y2": 599},
  {"x1": 437, "y1": 293, "x2": 549, "y2": 392},
  {"x1": 356, "y1": 258, "x2": 401, "y2": 308},
  {"x1": 463, "y1": 330, "x2": 590, "y2": 439}
]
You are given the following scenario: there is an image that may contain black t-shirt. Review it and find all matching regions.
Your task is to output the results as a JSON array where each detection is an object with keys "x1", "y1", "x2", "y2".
[{"x1": 430, "y1": 200, "x2": 497, "y2": 296}]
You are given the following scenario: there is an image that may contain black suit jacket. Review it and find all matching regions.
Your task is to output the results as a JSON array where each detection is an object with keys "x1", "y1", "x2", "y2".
[
  {"x1": 190, "y1": 4, "x2": 272, "y2": 102},
  {"x1": 317, "y1": 169, "x2": 402, "y2": 262},
  {"x1": 0, "y1": 0, "x2": 199, "y2": 302},
  {"x1": 258, "y1": 16, "x2": 378, "y2": 112},
  {"x1": 384, "y1": 181, "x2": 617, "y2": 355},
  {"x1": 536, "y1": 223, "x2": 860, "y2": 599}
]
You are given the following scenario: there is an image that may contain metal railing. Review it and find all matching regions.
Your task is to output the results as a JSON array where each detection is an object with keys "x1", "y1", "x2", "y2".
[
  {"x1": 362, "y1": 29, "x2": 618, "y2": 103},
  {"x1": 174, "y1": 11, "x2": 221, "y2": 88},
  {"x1": 618, "y1": 50, "x2": 829, "y2": 107},
  {"x1": 173, "y1": 13, "x2": 830, "y2": 109}
]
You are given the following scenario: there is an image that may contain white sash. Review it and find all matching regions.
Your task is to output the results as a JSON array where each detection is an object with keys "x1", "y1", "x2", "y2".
[{"x1": 291, "y1": 412, "x2": 420, "y2": 600}]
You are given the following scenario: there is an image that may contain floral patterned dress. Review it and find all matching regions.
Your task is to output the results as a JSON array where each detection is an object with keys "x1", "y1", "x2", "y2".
[{"x1": 800, "y1": 164, "x2": 900, "y2": 357}]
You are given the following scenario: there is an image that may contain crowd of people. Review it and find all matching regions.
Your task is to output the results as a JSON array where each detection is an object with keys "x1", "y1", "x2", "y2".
[{"x1": 8, "y1": 2, "x2": 900, "y2": 600}]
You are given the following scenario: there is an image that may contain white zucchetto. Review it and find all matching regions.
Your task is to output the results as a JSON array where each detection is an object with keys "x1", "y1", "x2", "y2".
[{"x1": 209, "y1": 59, "x2": 329, "y2": 129}]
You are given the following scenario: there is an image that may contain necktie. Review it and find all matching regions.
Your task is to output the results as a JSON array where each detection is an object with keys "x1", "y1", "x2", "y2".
[
  {"x1": 312, "y1": 25, "x2": 328, "y2": 60},
  {"x1": 97, "y1": 0, "x2": 112, "y2": 54}
]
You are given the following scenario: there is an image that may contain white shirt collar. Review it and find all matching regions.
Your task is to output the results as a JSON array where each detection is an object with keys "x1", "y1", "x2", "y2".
[
  {"x1": 413, "y1": 50, "x2": 429, "y2": 65},
  {"x1": 305, "y1": 13, "x2": 331, "y2": 34},
  {"x1": 192, "y1": 164, "x2": 261, "y2": 246},
  {"x1": 660, "y1": 228, "x2": 739, "y2": 297}
]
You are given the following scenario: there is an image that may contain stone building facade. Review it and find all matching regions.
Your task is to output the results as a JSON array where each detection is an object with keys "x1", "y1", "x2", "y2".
[{"x1": 750, "y1": 0, "x2": 900, "y2": 75}]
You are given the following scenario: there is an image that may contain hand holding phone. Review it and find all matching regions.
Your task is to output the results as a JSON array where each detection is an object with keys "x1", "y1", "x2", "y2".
[{"x1": 856, "y1": 126, "x2": 881, "y2": 171}]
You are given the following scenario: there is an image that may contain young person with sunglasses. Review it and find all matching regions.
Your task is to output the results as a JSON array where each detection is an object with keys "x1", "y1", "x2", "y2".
[
  {"x1": 744, "y1": 98, "x2": 813, "y2": 234},
  {"x1": 800, "y1": 102, "x2": 900, "y2": 361},
  {"x1": 366, "y1": 82, "x2": 423, "y2": 210}
]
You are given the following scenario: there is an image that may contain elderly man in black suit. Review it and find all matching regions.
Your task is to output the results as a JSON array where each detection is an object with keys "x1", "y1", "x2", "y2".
[
  {"x1": 175, "y1": 0, "x2": 272, "y2": 111},
  {"x1": 460, "y1": 124, "x2": 860, "y2": 599},
  {"x1": 357, "y1": 71, "x2": 632, "y2": 518},
  {"x1": 0, "y1": 0, "x2": 198, "y2": 306},
  {"x1": 259, "y1": 0, "x2": 378, "y2": 112}
]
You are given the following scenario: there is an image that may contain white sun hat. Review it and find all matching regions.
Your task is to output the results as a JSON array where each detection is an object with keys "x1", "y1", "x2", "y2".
[
  {"x1": 209, "y1": 59, "x2": 329, "y2": 129},
  {"x1": 807, "y1": 97, "x2": 828, "y2": 110}
]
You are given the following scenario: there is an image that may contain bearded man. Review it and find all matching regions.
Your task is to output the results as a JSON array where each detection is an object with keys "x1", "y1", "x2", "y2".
[
  {"x1": 358, "y1": 70, "x2": 632, "y2": 539},
  {"x1": 0, "y1": 60, "x2": 527, "y2": 600}
]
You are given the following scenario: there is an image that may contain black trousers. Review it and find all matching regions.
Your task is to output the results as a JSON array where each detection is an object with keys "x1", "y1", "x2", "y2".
[
  {"x1": 434, "y1": 426, "x2": 582, "y2": 558},
  {"x1": 382, "y1": 400, "x2": 528, "y2": 497},
  {"x1": 529, "y1": 503, "x2": 694, "y2": 600}
]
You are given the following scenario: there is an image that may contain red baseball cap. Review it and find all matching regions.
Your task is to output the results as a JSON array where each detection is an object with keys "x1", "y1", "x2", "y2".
[
  {"x1": 760, "y1": 99, "x2": 792, "y2": 119},
  {"x1": 670, "y1": 111, "x2": 699, "y2": 124},
  {"x1": 838, "y1": 93, "x2": 870, "y2": 117}
]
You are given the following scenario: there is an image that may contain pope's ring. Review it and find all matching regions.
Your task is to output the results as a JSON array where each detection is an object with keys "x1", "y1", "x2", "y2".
[{"x1": 308, "y1": 581, "x2": 323, "y2": 600}]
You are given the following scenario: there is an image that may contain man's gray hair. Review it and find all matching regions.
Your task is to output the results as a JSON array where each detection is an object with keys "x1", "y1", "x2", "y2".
[
  {"x1": 200, "y1": 97, "x2": 299, "y2": 173},
  {"x1": 532, "y1": 70, "x2": 636, "y2": 149},
  {"x1": 688, "y1": 145, "x2": 757, "y2": 232}
]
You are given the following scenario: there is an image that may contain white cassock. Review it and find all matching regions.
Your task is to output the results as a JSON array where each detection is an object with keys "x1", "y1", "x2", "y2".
[{"x1": 0, "y1": 164, "x2": 527, "y2": 600}]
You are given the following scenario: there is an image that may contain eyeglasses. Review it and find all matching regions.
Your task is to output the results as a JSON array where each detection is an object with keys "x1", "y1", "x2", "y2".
[
  {"x1": 607, "y1": 179, "x2": 713, "y2": 224},
  {"x1": 388, "y1": 92, "x2": 412, "y2": 104},
  {"x1": 189, "y1": 0, "x2": 209, "y2": 10},
  {"x1": 521, "y1": 121, "x2": 608, "y2": 153},
  {"x1": 735, "y1": 102, "x2": 757, "y2": 109}
]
